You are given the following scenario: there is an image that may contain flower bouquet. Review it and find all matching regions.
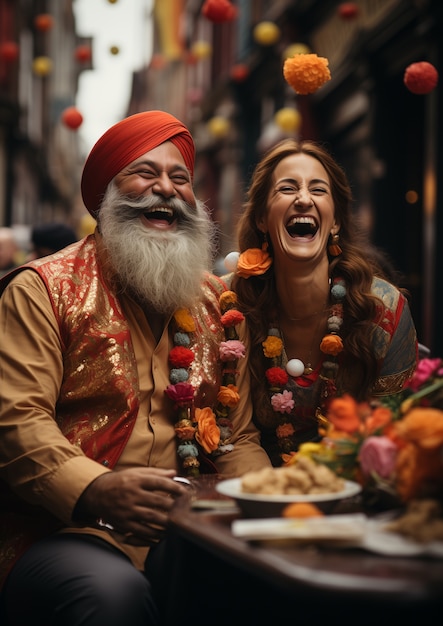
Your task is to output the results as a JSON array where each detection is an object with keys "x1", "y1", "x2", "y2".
[{"x1": 294, "y1": 358, "x2": 443, "y2": 510}]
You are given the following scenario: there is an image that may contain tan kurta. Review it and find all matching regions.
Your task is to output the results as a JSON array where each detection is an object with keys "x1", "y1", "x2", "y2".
[{"x1": 0, "y1": 263, "x2": 270, "y2": 576}]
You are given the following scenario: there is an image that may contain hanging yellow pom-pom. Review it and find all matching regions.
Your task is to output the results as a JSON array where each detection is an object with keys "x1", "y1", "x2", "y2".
[
  {"x1": 253, "y1": 21, "x2": 280, "y2": 46},
  {"x1": 274, "y1": 108, "x2": 301, "y2": 133},
  {"x1": 283, "y1": 43, "x2": 310, "y2": 59},
  {"x1": 207, "y1": 116, "x2": 230, "y2": 138},
  {"x1": 32, "y1": 56, "x2": 53, "y2": 76}
]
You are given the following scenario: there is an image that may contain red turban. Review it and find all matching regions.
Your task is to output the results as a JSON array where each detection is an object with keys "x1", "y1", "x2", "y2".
[{"x1": 81, "y1": 110, "x2": 195, "y2": 216}]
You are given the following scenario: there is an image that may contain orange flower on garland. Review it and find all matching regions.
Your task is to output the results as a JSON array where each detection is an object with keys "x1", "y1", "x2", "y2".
[
  {"x1": 283, "y1": 53, "x2": 331, "y2": 95},
  {"x1": 195, "y1": 407, "x2": 220, "y2": 453},
  {"x1": 320, "y1": 333, "x2": 343, "y2": 356}
]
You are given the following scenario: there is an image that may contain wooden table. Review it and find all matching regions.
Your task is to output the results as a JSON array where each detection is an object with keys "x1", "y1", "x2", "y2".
[{"x1": 162, "y1": 475, "x2": 443, "y2": 625}]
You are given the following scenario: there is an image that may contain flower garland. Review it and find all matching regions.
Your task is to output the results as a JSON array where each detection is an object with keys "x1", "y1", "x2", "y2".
[
  {"x1": 165, "y1": 291, "x2": 245, "y2": 477},
  {"x1": 262, "y1": 278, "x2": 346, "y2": 462}
]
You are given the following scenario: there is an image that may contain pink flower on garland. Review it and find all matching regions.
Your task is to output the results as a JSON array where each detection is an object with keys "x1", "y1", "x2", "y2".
[
  {"x1": 165, "y1": 382, "x2": 195, "y2": 406},
  {"x1": 271, "y1": 389, "x2": 295, "y2": 414},
  {"x1": 219, "y1": 339, "x2": 246, "y2": 361}
]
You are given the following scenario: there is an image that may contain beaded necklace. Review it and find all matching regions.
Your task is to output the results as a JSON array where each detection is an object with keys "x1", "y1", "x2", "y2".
[
  {"x1": 165, "y1": 290, "x2": 245, "y2": 476},
  {"x1": 262, "y1": 278, "x2": 346, "y2": 463}
]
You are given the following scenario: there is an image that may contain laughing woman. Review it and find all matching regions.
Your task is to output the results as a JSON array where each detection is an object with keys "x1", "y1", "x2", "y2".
[{"x1": 228, "y1": 139, "x2": 418, "y2": 466}]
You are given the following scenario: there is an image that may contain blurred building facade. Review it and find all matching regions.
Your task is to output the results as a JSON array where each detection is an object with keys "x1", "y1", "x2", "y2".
[
  {"x1": 0, "y1": 0, "x2": 90, "y2": 254},
  {"x1": 0, "y1": 0, "x2": 442, "y2": 353}
]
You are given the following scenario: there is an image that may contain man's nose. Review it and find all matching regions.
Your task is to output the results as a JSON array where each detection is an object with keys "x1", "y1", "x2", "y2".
[{"x1": 152, "y1": 173, "x2": 176, "y2": 197}]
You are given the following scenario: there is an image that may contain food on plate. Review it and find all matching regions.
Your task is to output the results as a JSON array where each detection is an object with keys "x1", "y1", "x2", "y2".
[
  {"x1": 241, "y1": 456, "x2": 345, "y2": 496},
  {"x1": 386, "y1": 499, "x2": 443, "y2": 542},
  {"x1": 282, "y1": 502, "x2": 325, "y2": 518}
]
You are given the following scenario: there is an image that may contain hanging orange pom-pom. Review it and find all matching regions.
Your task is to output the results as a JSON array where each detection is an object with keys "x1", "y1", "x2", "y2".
[
  {"x1": 202, "y1": 0, "x2": 238, "y2": 22},
  {"x1": 61, "y1": 107, "x2": 83, "y2": 130},
  {"x1": 34, "y1": 14, "x2": 54, "y2": 32},
  {"x1": 283, "y1": 53, "x2": 331, "y2": 95}
]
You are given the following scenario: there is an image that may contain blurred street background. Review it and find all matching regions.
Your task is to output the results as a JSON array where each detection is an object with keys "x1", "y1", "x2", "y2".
[{"x1": 0, "y1": 0, "x2": 441, "y2": 354}]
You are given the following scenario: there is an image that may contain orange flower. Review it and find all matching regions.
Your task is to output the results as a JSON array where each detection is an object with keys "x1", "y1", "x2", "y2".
[
  {"x1": 395, "y1": 443, "x2": 443, "y2": 501},
  {"x1": 327, "y1": 394, "x2": 360, "y2": 433},
  {"x1": 365, "y1": 406, "x2": 392, "y2": 436},
  {"x1": 276, "y1": 422, "x2": 295, "y2": 438},
  {"x1": 217, "y1": 384, "x2": 240, "y2": 408},
  {"x1": 195, "y1": 407, "x2": 220, "y2": 453},
  {"x1": 219, "y1": 290, "x2": 237, "y2": 311},
  {"x1": 320, "y1": 333, "x2": 343, "y2": 356},
  {"x1": 236, "y1": 246, "x2": 272, "y2": 278},
  {"x1": 174, "y1": 308, "x2": 196, "y2": 332},
  {"x1": 395, "y1": 407, "x2": 443, "y2": 448},
  {"x1": 262, "y1": 335, "x2": 283, "y2": 358},
  {"x1": 283, "y1": 53, "x2": 331, "y2": 95}
]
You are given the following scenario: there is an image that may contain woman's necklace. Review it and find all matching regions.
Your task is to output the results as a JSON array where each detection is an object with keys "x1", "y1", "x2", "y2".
[
  {"x1": 262, "y1": 278, "x2": 346, "y2": 464},
  {"x1": 282, "y1": 308, "x2": 327, "y2": 376},
  {"x1": 165, "y1": 290, "x2": 245, "y2": 477}
]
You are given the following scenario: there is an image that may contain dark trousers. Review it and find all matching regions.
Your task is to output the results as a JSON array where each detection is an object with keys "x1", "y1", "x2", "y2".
[{"x1": 0, "y1": 534, "x2": 161, "y2": 626}]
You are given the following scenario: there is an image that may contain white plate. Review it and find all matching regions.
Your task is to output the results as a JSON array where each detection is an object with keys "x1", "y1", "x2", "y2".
[
  {"x1": 216, "y1": 477, "x2": 361, "y2": 503},
  {"x1": 216, "y1": 478, "x2": 361, "y2": 518}
]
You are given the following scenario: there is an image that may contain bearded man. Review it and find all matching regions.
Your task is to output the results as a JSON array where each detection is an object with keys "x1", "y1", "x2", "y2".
[{"x1": 0, "y1": 111, "x2": 271, "y2": 626}]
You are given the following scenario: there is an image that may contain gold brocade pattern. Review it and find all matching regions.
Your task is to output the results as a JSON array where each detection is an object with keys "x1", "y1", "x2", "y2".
[{"x1": 29, "y1": 235, "x2": 140, "y2": 466}]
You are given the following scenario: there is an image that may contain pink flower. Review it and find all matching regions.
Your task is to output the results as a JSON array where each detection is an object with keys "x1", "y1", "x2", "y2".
[
  {"x1": 358, "y1": 436, "x2": 397, "y2": 479},
  {"x1": 406, "y1": 358, "x2": 443, "y2": 391},
  {"x1": 271, "y1": 390, "x2": 295, "y2": 414},
  {"x1": 165, "y1": 382, "x2": 195, "y2": 406},
  {"x1": 219, "y1": 340, "x2": 245, "y2": 361}
]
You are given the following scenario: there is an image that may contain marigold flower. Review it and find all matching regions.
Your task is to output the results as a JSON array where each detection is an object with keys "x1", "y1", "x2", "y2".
[
  {"x1": 221, "y1": 309, "x2": 244, "y2": 327},
  {"x1": 262, "y1": 335, "x2": 283, "y2": 358},
  {"x1": 365, "y1": 406, "x2": 393, "y2": 436},
  {"x1": 175, "y1": 424, "x2": 197, "y2": 440},
  {"x1": 395, "y1": 407, "x2": 443, "y2": 448},
  {"x1": 276, "y1": 422, "x2": 295, "y2": 438},
  {"x1": 327, "y1": 394, "x2": 360, "y2": 433},
  {"x1": 174, "y1": 308, "x2": 196, "y2": 332},
  {"x1": 236, "y1": 247, "x2": 272, "y2": 278},
  {"x1": 320, "y1": 333, "x2": 343, "y2": 356},
  {"x1": 271, "y1": 389, "x2": 295, "y2": 414},
  {"x1": 169, "y1": 346, "x2": 195, "y2": 368},
  {"x1": 265, "y1": 366, "x2": 289, "y2": 386},
  {"x1": 283, "y1": 53, "x2": 331, "y2": 95},
  {"x1": 217, "y1": 384, "x2": 240, "y2": 408},
  {"x1": 195, "y1": 407, "x2": 220, "y2": 453},
  {"x1": 219, "y1": 339, "x2": 246, "y2": 361},
  {"x1": 219, "y1": 290, "x2": 237, "y2": 311}
]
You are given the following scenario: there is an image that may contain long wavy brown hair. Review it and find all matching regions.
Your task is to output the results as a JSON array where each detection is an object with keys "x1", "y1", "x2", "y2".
[{"x1": 232, "y1": 139, "x2": 394, "y2": 402}]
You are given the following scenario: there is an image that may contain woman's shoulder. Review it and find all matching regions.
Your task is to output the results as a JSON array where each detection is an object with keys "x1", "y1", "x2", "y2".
[{"x1": 370, "y1": 276, "x2": 404, "y2": 311}]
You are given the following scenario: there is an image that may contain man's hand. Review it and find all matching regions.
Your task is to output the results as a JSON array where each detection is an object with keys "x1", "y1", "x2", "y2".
[{"x1": 75, "y1": 468, "x2": 190, "y2": 546}]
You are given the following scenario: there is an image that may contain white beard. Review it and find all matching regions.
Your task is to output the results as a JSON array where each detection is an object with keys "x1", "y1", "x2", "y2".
[{"x1": 98, "y1": 182, "x2": 217, "y2": 314}]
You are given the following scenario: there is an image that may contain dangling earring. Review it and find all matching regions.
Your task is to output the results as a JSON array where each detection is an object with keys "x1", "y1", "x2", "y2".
[{"x1": 328, "y1": 233, "x2": 342, "y2": 257}]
